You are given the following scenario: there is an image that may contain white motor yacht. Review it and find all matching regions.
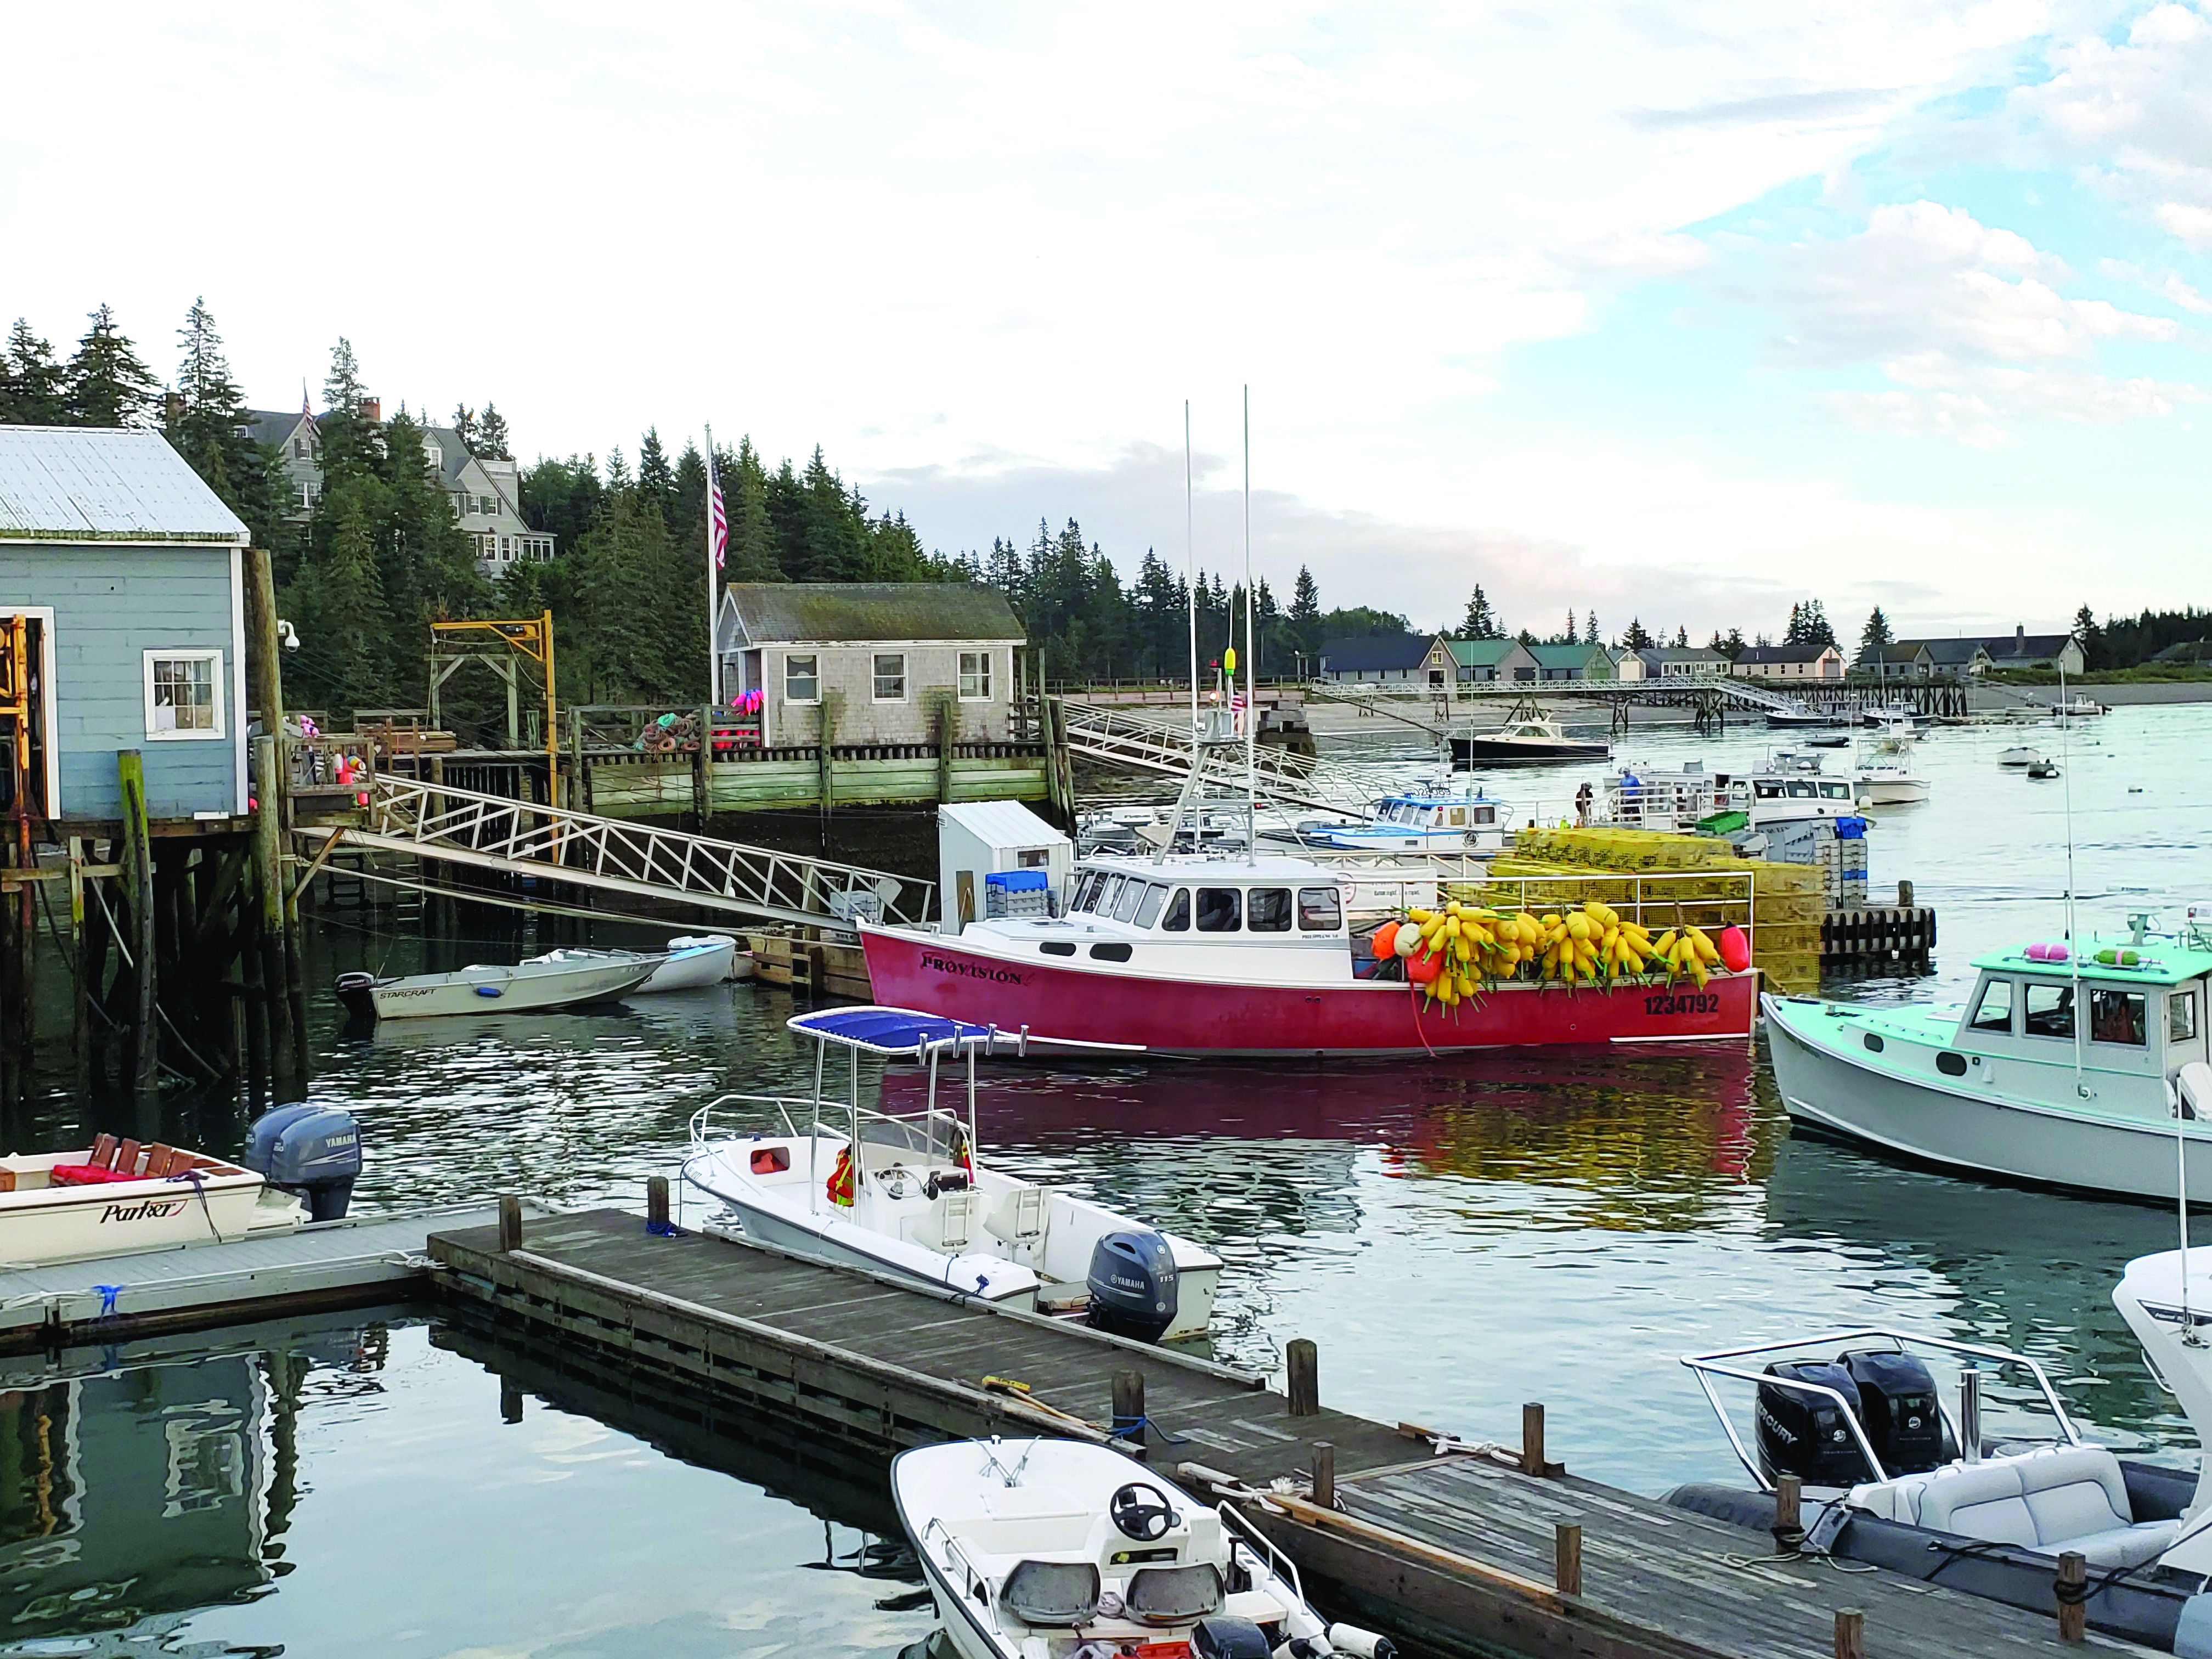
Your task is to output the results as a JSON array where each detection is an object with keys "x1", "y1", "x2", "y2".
[
  {"x1": 1271, "y1": 782, "x2": 1510, "y2": 854},
  {"x1": 682, "y1": 1007, "x2": 1223, "y2": 1341},
  {"x1": 1854, "y1": 731, "x2": 1931, "y2": 805},
  {"x1": 893, "y1": 1437, "x2": 1397, "y2": 1659},
  {"x1": 523, "y1": 934, "x2": 745, "y2": 992},
  {"x1": 1449, "y1": 716, "x2": 1609, "y2": 766}
]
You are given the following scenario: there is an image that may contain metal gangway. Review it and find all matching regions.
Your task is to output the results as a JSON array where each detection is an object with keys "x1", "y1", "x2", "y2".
[
  {"x1": 1059, "y1": 701, "x2": 1409, "y2": 816},
  {"x1": 294, "y1": 774, "x2": 933, "y2": 935}
]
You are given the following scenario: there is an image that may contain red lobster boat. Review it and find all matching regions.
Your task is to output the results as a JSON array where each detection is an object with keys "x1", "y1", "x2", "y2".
[{"x1": 861, "y1": 849, "x2": 1755, "y2": 1058}]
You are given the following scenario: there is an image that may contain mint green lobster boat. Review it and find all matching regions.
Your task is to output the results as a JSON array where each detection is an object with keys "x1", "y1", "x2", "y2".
[{"x1": 1764, "y1": 922, "x2": 2212, "y2": 1201}]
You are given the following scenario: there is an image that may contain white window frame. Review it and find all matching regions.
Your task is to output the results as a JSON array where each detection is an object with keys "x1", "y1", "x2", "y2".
[
  {"x1": 957, "y1": 649, "x2": 993, "y2": 702},
  {"x1": 143, "y1": 647, "x2": 227, "y2": 742},
  {"x1": 785, "y1": 653, "x2": 820, "y2": 705},
  {"x1": 872, "y1": 651, "x2": 907, "y2": 703}
]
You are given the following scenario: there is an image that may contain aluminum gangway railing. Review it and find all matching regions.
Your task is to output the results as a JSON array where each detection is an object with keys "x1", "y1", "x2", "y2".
[
  {"x1": 1059, "y1": 702, "x2": 1410, "y2": 815},
  {"x1": 295, "y1": 774, "x2": 933, "y2": 935}
]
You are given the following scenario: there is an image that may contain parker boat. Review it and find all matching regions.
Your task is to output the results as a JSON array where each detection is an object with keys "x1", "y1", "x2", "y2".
[
  {"x1": 1999, "y1": 744, "x2": 2047, "y2": 768},
  {"x1": 335, "y1": 953, "x2": 657, "y2": 1019},
  {"x1": 0, "y1": 1105, "x2": 361, "y2": 1267},
  {"x1": 523, "y1": 933, "x2": 744, "y2": 992},
  {"x1": 1854, "y1": 732, "x2": 1931, "y2": 805},
  {"x1": 894, "y1": 1437, "x2": 1396, "y2": 1659},
  {"x1": 1764, "y1": 697, "x2": 1830, "y2": 729},
  {"x1": 1448, "y1": 716, "x2": 1610, "y2": 766},
  {"x1": 1271, "y1": 782, "x2": 1511, "y2": 855},
  {"x1": 1764, "y1": 923, "x2": 2212, "y2": 1201},
  {"x1": 1667, "y1": 1303, "x2": 2212, "y2": 1652},
  {"x1": 682, "y1": 1007, "x2": 1223, "y2": 1340}
]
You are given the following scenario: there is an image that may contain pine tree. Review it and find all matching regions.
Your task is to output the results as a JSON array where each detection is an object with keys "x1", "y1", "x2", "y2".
[
  {"x1": 169, "y1": 298, "x2": 285, "y2": 550},
  {"x1": 1673, "y1": 625, "x2": 1689, "y2": 648},
  {"x1": 1858, "y1": 606, "x2": 1893, "y2": 659},
  {"x1": 1584, "y1": 611, "x2": 1599, "y2": 646},
  {"x1": 0, "y1": 320, "x2": 70, "y2": 424},
  {"x1": 1460, "y1": 585, "x2": 1498, "y2": 639},
  {"x1": 1289, "y1": 565, "x2": 1322, "y2": 658},
  {"x1": 65, "y1": 304, "x2": 159, "y2": 426},
  {"x1": 452, "y1": 405, "x2": 479, "y2": 452},
  {"x1": 2073, "y1": 604, "x2": 2103, "y2": 670},
  {"x1": 291, "y1": 495, "x2": 393, "y2": 714},
  {"x1": 315, "y1": 338, "x2": 379, "y2": 486},
  {"x1": 636, "y1": 428, "x2": 675, "y2": 528},
  {"x1": 725, "y1": 437, "x2": 780, "y2": 581},
  {"x1": 1784, "y1": 599, "x2": 1836, "y2": 649},
  {"x1": 1622, "y1": 618, "x2": 1652, "y2": 651},
  {"x1": 475, "y1": 403, "x2": 511, "y2": 460}
]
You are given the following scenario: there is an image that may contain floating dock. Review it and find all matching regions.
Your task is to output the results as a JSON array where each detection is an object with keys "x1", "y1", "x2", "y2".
[
  {"x1": 0, "y1": 1199, "x2": 541, "y2": 1352},
  {"x1": 1820, "y1": 904, "x2": 1938, "y2": 965},
  {"x1": 428, "y1": 1205, "x2": 2131, "y2": 1659}
]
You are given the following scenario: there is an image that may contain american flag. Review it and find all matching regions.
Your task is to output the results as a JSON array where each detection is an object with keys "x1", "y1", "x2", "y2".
[{"x1": 706, "y1": 439, "x2": 729, "y2": 569}]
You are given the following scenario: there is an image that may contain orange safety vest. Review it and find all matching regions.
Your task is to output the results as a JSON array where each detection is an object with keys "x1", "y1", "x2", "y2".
[{"x1": 827, "y1": 1145, "x2": 855, "y2": 1207}]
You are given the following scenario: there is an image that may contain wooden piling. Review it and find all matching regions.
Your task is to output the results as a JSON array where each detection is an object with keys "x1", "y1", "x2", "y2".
[
  {"x1": 646, "y1": 1175, "x2": 670, "y2": 1231},
  {"x1": 498, "y1": 1195, "x2": 523, "y2": 1254},
  {"x1": 1835, "y1": 1609, "x2": 1865, "y2": 1659},
  {"x1": 1774, "y1": 1473, "x2": 1803, "y2": 1550},
  {"x1": 252, "y1": 736, "x2": 293, "y2": 1084},
  {"x1": 1113, "y1": 1368, "x2": 1147, "y2": 1452},
  {"x1": 1522, "y1": 1402, "x2": 1547, "y2": 1477},
  {"x1": 1554, "y1": 1521, "x2": 1583, "y2": 1596},
  {"x1": 1312, "y1": 1441, "x2": 1336, "y2": 1510},
  {"x1": 500, "y1": 1376, "x2": 524, "y2": 1424},
  {"x1": 117, "y1": 751, "x2": 158, "y2": 1096},
  {"x1": 2057, "y1": 1550, "x2": 2086, "y2": 1642},
  {"x1": 67, "y1": 837, "x2": 91, "y2": 1095},
  {"x1": 1286, "y1": 1339, "x2": 1319, "y2": 1416}
]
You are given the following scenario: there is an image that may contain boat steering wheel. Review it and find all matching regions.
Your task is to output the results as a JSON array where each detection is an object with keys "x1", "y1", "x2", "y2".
[{"x1": 1109, "y1": 1482, "x2": 1180, "y2": 1542}]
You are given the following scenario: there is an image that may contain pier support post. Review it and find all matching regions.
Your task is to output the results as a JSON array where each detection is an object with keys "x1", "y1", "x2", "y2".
[
  {"x1": 67, "y1": 837, "x2": 91, "y2": 1095},
  {"x1": 252, "y1": 736, "x2": 293, "y2": 1086},
  {"x1": 1311, "y1": 1441, "x2": 1335, "y2": 1510},
  {"x1": 1554, "y1": 1522, "x2": 1582, "y2": 1595},
  {"x1": 1112, "y1": 1369, "x2": 1147, "y2": 1453},
  {"x1": 498, "y1": 1194, "x2": 523, "y2": 1253},
  {"x1": 119, "y1": 750, "x2": 158, "y2": 1098},
  {"x1": 1286, "y1": 1339, "x2": 1319, "y2": 1417},
  {"x1": 1773, "y1": 1474, "x2": 1804, "y2": 1553},
  {"x1": 2057, "y1": 1550, "x2": 2086, "y2": 1642},
  {"x1": 500, "y1": 1377, "x2": 524, "y2": 1424},
  {"x1": 1833, "y1": 1609, "x2": 1864, "y2": 1659},
  {"x1": 1521, "y1": 1402, "x2": 1547, "y2": 1477},
  {"x1": 1898, "y1": 878, "x2": 1914, "y2": 908},
  {"x1": 647, "y1": 1175, "x2": 670, "y2": 1232}
]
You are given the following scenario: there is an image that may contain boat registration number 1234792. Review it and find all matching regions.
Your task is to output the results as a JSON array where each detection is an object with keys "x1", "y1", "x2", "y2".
[{"x1": 1644, "y1": 992, "x2": 1720, "y2": 1017}]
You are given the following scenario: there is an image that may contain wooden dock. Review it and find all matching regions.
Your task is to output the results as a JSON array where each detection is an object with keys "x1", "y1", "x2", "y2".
[{"x1": 427, "y1": 1206, "x2": 2138, "y2": 1659}]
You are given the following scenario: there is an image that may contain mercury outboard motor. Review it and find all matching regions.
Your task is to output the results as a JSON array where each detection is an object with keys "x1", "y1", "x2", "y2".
[
  {"x1": 1754, "y1": 1359, "x2": 1870, "y2": 1487},
  {"x1": 245, "y1": 1105, "x2": 363, "y2": 1221},
  {"x1": 1087, "y1": 1229, "x2": 1180, "y2": 1343},
  {"x1": 1189, "y1": 1616, "x2": 1271, "y2": 1659},
  {"x1": 1841, "y1": 1349, "x2": 1948, "y2": 1474}
]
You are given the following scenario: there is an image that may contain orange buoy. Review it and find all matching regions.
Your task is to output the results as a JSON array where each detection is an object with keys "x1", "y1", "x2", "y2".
[
  {"x1": 1717, "y1": 925, "x2": 1751, "y2": 973},
  {"x1": 1372, "y1": 921, "x2": 1400, "y2": 959}
]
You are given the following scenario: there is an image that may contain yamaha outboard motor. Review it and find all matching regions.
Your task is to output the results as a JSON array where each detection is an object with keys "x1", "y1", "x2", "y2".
[
  {"x1": 1754, "y1": 1360, "x2": 1870, "y2": 1487},
  {"x1": 245, "y1": 1105, "x2": 363, "y2": 1221},
  {"x1": 1841, "y1": 1349, "x2": 1946, "y2": 1474},
  {"x1": 1087, "y1": 1229, "x2": 1180, "y2": 1343}
]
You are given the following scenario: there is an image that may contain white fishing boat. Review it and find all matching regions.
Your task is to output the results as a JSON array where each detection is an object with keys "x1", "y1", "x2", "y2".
[
  {"x1": 1764, "y1": 697, "x2": 1830, "y2": 729},
  {"x1": 1271, "y1": 781, "x2": 1510, "y2": 854},
  {"x1": 893, "y1": 1437, "x2": 1397, "y2": 1659},
  {"x1": 335, "y1": 955, "x2": 657, "y2": 1020},
  {"x1": 1854, "y1": 731, "x2": 1931, "y2": 805},
  {"x1": 682, "y1": 1007, "x2": 1223, "y2": 1341},
  {"x1": 0, "y1": 1105, "x2": 362, "y2": 1267},
  {"x1": 1998, "y1": 744, "x2": 2047, "y2": 768},
  {"x1": 1601, "y1": 756, "x2": 1858, "y2": 834},
  {"x1": 524, "y1": 933, "x2": 744, "y2": 992},
  {"x1": 1764, "y1": 919, "x2": 2212, "y2": 1201}
]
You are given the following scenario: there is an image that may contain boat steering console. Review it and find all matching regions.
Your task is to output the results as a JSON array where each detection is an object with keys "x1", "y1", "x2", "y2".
[{"x1": 1110, "y1": 1481, "x2": 1181, "y2": 1542}]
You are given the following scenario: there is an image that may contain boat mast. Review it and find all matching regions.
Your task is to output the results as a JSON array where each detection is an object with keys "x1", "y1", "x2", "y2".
[
  {"x1": 1186, "y1": 399, "x2": 1198, "y2": 747},
  {"x1": 1242, "y1": 385, "x2": 1257, "y2": 853},
  {"x1": 2061, "y1": 660, "x2": 2085, "y2": 1099}
]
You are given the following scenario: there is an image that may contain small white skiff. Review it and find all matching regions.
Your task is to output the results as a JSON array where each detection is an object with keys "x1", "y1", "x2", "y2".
[
  {"x1": 335, "y1": 955, "x2": 656, "y2": 1019},
  {"x1": 894, "y1": 1438, "x2": 1398, "y2": 1659},
  {"x1": 524, "y1": 934, "x2": 743, "y2": 993},
  {"x1": 683, "y1": 1008, "x2": 1222, "y2": 1341},
  {"x1": 0, "y1": 1135, "x2": 306, "y2": 1266}
]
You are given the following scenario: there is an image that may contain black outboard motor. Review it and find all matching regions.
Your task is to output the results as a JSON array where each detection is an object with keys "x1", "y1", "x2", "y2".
[
  {"x1": 334, "y1": 972, "x2": 381, "y2": 1022},
  {"x1": 1087, "y1": 1229, "x2": 1180, "y2": 1343},
  {"x1": 245, "y1": 1105, "x2": 363, "y2": 1221},
  {"x1": 1189, "y1": 1616, "x2": 1273, "y2": 1659},
  {"x1": 1754, "y1": 1360, "x2": 1870, "y2": 1487},
  {"x1": 1841, "y1": 1349, "x2": 1946, "y2": 1474}
]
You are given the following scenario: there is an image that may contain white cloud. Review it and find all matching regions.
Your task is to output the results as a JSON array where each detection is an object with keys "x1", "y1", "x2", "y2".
[
  {"x1": 2097, "y1": 257, "x2": 2212, "y2": 313},
  {"x1": 2010, "y1": 2, "x2": 2212, "y2": 247}
]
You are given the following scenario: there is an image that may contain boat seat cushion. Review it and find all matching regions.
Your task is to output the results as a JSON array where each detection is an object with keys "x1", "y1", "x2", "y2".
[
  {"x1": 1000, "y1": 1558, "x2": 1099, "y2": 1627},
  {"x1": 1903, "y1": 1447, "x2": 2164, "y2": 1561},
  {"x1": 49, "y1": 1164, "x2": 142, "y2": 1187},
  {"x1": 2054, "y1": 1521, "x2": 2182, "y2": 1570},
  {"x1": 904, "y1": 1190, "x2": 979, "y2": 1252},
  {"x1": 986, "y1": 1186, "x2": 1047, "y2": 1244},
  {"x1": 1912, "y1": 1464, "x2": 2041, "y2": 1548},
  {"x1": 1125, "y1": 1562, "x2": 1224, "y2": 1624}
]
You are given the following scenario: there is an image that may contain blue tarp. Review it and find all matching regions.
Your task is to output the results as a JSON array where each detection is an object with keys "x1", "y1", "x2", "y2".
[
  {"x1": 1834, "y1": 816, "x2": 1870, "y2": 839},
  {"x1": 787, "y1": 1006, "x2": 996, "y2": 1056}
]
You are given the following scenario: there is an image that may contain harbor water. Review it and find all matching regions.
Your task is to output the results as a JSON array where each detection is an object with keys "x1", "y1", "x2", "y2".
[{"x1": 4, "y1": 702, "x2": 2209, "y2": 1653}]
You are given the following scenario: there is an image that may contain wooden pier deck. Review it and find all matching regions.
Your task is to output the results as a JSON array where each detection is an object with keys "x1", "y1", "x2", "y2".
[{"x1": 427, "y1": 1207, "x2": 2140, "y2": 1659}]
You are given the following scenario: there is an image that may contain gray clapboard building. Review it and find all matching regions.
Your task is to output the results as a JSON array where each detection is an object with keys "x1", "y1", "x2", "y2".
[{"x1": 0, "y1": 425, "x2": 251, "y2": 823}]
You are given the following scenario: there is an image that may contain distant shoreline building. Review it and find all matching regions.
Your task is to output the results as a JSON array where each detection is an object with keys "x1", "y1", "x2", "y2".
[
  {"x1": 242, "y1": 401, "x2": 552, "y2": 576},
  {"x1": 1859, "y1": 626, "x2": 2083, "y2": 681}
]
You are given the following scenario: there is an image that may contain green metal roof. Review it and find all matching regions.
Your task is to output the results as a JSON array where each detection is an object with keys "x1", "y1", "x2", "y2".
[
  {"x1": 1970, "y1": 941, "x2": 2212, "y2": 988},
  {"x1": 1448, "y1": 637, "x2": 1524, "y2": 665},
  {"x1": 724, "y1": 582, "x2": 1026, "y2": 644}
]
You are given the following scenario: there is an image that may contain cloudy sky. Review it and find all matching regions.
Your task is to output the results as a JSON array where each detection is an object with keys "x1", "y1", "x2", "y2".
[{"x1": 7, "y1": 2, "x2": 2208, "y2": 640}]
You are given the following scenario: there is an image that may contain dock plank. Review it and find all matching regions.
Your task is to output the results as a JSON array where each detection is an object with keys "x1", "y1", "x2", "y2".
[{"x1": 427, "y1": 1207, "x2": 2151, "y2": 1659}]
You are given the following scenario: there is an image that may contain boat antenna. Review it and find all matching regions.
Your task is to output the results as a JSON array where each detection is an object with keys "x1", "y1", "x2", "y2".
[
  {"x1": 2061, "y1": 658, "x2": 2085, "y2": 1099},
  {"x1": 1186, "y1": 399, "x2": 1198, "y2": 744},
  {"x1": 1242, "y1": 383, "x2": 1257, "y2": 848}
]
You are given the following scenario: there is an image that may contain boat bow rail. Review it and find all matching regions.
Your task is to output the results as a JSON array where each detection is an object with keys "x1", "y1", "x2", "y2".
[
  {"x1": 297, "y1": 773, "x2": 932, "y2": 934},
  {"x1": 1060, "y1": 702, "x2": 1407, "y2": 816}
]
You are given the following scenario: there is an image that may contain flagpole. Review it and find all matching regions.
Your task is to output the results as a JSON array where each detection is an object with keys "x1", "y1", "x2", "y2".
[{"x1": 705, "y1": 423, "x2": 720, "y2": 712}]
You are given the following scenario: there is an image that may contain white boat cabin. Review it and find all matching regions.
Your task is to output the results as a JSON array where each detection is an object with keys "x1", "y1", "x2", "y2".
[
  {"x1": 1602, "y1": 760, "x2": 1857, "y2": 833},
  {"x1": 1292, "y1": 786, "x2": 1509, "y2": 853}
]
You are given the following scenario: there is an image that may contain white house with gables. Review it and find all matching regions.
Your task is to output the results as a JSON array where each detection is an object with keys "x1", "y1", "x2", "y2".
[
  {"x1": 243, "y1": 402, "x2": 552, "y2": 576},
  {"x1": 716, "y1": 583, "x2": 1028, "y2": 747}
]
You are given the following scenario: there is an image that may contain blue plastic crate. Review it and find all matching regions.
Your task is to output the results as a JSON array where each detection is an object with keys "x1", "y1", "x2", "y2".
[{"x1": 986, "y1": 869, "x2": 1049, "y2": 891}]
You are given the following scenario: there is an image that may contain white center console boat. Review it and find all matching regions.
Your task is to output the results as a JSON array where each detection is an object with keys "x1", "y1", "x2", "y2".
[{"x1": 682, "y1": 1008, "x2": 1223, "y2": 1341}]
